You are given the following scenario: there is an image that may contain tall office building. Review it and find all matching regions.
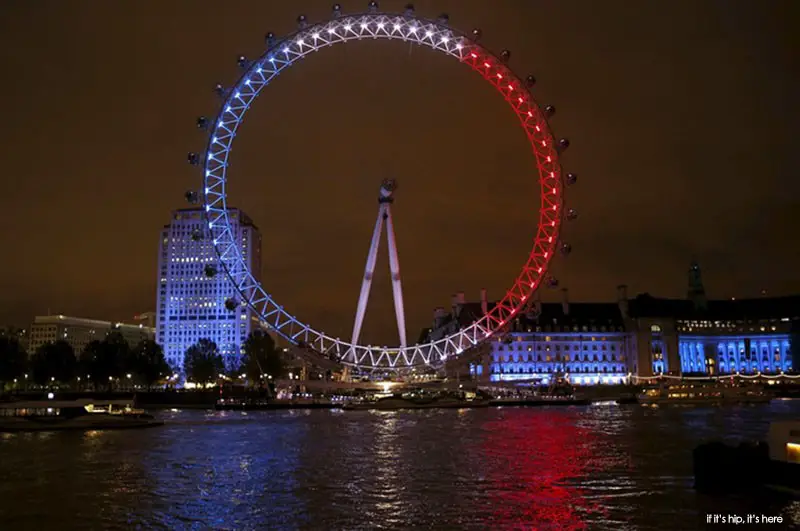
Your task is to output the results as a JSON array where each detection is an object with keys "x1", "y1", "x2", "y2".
[{"x1": 156, "y1": 208, "x2": 262, "y2": 373}]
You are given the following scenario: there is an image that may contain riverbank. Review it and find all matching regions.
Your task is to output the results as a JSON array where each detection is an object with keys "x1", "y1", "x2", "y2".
[
  {"x1": 3, "y1": 391, "x2": 221, "y2": 409},
  {"x1": 2, "y1": 386, "x2": 638, "y2": 410}
]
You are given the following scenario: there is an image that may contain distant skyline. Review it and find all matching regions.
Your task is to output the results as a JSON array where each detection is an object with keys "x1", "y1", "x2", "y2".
[{"x1": 0, "y1": 0, "x2": 797, "y2": 344}]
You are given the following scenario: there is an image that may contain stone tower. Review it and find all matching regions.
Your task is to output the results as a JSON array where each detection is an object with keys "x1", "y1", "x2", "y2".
[{"x1": 687, "y1": 260, "x2": 708, "y2": 311}]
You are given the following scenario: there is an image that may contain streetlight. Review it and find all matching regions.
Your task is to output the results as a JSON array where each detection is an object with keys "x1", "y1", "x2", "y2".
[{"x1": 126, "y1": 374, "x2": 132, "y2": 379}]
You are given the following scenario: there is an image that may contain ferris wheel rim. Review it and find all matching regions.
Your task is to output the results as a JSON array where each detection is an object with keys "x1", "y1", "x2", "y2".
[{"x1": 199, "y1": 10, "x2": 566, "y2": 370}]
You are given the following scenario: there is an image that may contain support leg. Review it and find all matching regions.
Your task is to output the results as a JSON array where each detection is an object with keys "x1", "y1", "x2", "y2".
[
  {"x1": 384, "y1": 205, "x2": 407, "y2": 347},
  {"x1": 350, "y1": 204, "x2": 386, "y2": 348}
]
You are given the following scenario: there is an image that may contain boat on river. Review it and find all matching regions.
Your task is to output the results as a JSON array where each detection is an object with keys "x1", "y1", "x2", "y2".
[
  {"x1": 342, "y1": 393, "x2": 489, "y2": 411},
  {"x1": 0, "y1": 399, "x2": 163, "y2": 432},
  {"x1": 638, "y1": 381, "x2": 772, "y2": 406}
]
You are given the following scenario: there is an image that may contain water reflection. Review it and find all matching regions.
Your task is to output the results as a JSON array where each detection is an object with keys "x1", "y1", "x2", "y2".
[
  {"x1": 1, "y1": 403, "x2": 800, "y2": 530},
  {"x1": 477, "y1": 408, "x2": 608, "y2": 530}
]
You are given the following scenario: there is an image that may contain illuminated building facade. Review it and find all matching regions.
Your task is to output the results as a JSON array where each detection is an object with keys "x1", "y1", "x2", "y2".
[
  {"x1": 422, "y1": 289, "x2": 632, "y2": 385},
  {"x1": 27, "y1": 315, "x2": 155, "y2": 356},
  {"x1": 155, "y1": 208, "x2": 261, "y2": 372},
  {"x1": 623, "y1": 262, "x2": 799, "y2": 377},
  {"x1": 625, "y1": 297, "x2": 798, "y2": 377},
  {"x1": 420, "y1": 263, "x2": 799, "y2": 384}
]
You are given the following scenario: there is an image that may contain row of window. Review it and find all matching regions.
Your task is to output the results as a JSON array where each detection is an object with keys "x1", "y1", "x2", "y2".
[
  {"x1": 490, "y1": 364, "x2": 627, "y2": 374},
  {"x1": 497, "y1": 343, "x2": 622, "y2": 352}
]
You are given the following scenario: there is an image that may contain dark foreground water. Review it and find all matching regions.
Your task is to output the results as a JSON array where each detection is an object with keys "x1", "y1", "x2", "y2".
[{"x1": 2, "y1": 402, "x2": 800, "y2": 530}]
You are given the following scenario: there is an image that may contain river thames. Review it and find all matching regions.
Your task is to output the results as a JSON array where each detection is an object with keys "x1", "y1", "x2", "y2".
[{"x1": 2, "y1": 402, "x2": 800, "y2": 530}]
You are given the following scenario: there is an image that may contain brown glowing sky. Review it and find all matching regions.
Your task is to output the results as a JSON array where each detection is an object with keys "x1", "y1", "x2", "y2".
[{"x1": 0, "y1": 0, "x2": 798, "y2": 345}]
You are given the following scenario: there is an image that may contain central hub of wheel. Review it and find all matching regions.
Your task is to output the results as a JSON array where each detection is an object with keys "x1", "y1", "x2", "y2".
[{"x1": 378, "y1": 178, "x2": 397, "y2": 203}]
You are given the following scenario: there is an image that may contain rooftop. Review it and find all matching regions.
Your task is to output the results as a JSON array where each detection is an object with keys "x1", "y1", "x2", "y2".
[
  {"x1": 32, "y1": 315, "x2": 155, "y2": 332},
  {"x1": 628, "y1": 293, "x2": 800, "y2": 320}
]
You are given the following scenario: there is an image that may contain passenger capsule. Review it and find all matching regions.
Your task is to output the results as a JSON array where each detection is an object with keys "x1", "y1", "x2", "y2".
[
  {"x1": 265, "y1": 32, "x2": 276, "y2": 47},
  {"x1": 187, "y1": 152, "x2": 199, "y2": 165},
  {"x1": 297, "y1": 15, "x2": 308, "y2": 29},
  {"x1": 190, "y1": 229, "x2": 203, "y2": 241},
  {"x1": 204, "y1": 264, "x2": 217, "y2": 278},
  {"x1": 566, "y1": 208, "x2": 578, "y2": 221},
  {"x1": 565, "y1": 172, "x2": 578, "y2": 185},
  {"x1": 560, "y1": 243, "x2": 572, "y2": 256},
  {"x1": 185, "y1": 190, "x2": 199, "y2": 204},
  {"x1": 224, "y1": 298, "x2": 238, "y2": 311},
  {"x1": 213, "y1": 83, "x2": 225, "y2": 97},
  {"x1": 545, "y1": 276, "x2": 559, "y2": 289},
  {"x1": 500, "y1": 49, "x2": 511, "y2": 63},
  {"x1": 544, "y1": 104, "x2": 556, "y2": 118},
  {"x1": 404, "y1": 4, "x2": 414, "y2": 16},
  {"x1": 332, "y1": 4, "x2": 342, "y2": 17},
  {"x1": 525, "y1": 75, "x2": 536, "y2": 88},
  {"x1": 196, "y1": 116, "x2": 208, "y2": 129},
  {"x1": 437, "y1": 13, "x2": 449, "y2": 25},
  {"x1": 237, "y1": 55, "x2": 248, "y2": 68},
  {"x1": 471, "y1": 28, "x2": 482, "y2": 41},
  {"x1": 557, "y1": 138, "x2": 570, "y2": 152},
  {"x1": 367, "y1": 1, "x2": 378, "y2": 12}
]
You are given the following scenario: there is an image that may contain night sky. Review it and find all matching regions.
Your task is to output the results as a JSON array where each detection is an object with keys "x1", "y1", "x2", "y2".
[{"x1": 1, "y1": 0, "x2": 797, "y2": 345}]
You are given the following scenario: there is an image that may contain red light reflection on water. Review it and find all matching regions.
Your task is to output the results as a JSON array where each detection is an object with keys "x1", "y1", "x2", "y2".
[{"x1": 476, "y1": 409, "x2": 609, "y2": 530}]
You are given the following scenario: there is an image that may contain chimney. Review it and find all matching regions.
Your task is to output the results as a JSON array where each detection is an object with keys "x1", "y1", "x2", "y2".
[
  {"x1": 534, "y1": 290, "x2": 542, "y2": 315},
  {"x1": 480, "y1": 288, "x2": 488, "y2": 315},
  {"x1": 561, "y1": 288, "x2": 569, "y2": 315},
  {"x1": 617, "y1": 284, "x2": 629, "y2": 320},
  {"x1": 456, "y1": 291, "x2": 466, "y2": 305}
]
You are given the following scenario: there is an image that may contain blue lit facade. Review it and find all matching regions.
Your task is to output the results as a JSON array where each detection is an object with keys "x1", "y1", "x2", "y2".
[
  {"x1": 421, "y1": 273, "x2": 799, "y2": 384},
  {"x1": 678, "y1": 334, "x2": 792, "y2": 375},
  {"x1": 483, "y1": 326, "x2": 630, "y2": 385},
  {"x1": 155, "y1": 208, "x2": 262, "y2": 373},
  {"x1": 628, "y1": 296, "x2": 799, "y2": 378},
  {"x1": 425, "y1": 293, "x2": 633, "y2": 385}
]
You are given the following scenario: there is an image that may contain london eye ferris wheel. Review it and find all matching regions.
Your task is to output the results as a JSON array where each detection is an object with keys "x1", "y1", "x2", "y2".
[{"x1": 185, "y1": 2, "x2": 578, "y2": 371}]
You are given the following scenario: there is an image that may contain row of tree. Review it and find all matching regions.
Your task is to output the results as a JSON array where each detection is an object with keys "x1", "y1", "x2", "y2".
[
  {"x1": 184, "y1": 330, "x2": 286, "y2": 385},
  {"x1": 0, "y1": 329, "x2": 286, "y2": 390},
  {"x1": 0, "y1": 332, "x2": 170, "y2": 389}
]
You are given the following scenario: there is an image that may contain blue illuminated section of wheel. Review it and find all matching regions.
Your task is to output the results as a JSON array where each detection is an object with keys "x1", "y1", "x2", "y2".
[{"x1": 199, "y1": 8, "x2": 568, "y2": 369}]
